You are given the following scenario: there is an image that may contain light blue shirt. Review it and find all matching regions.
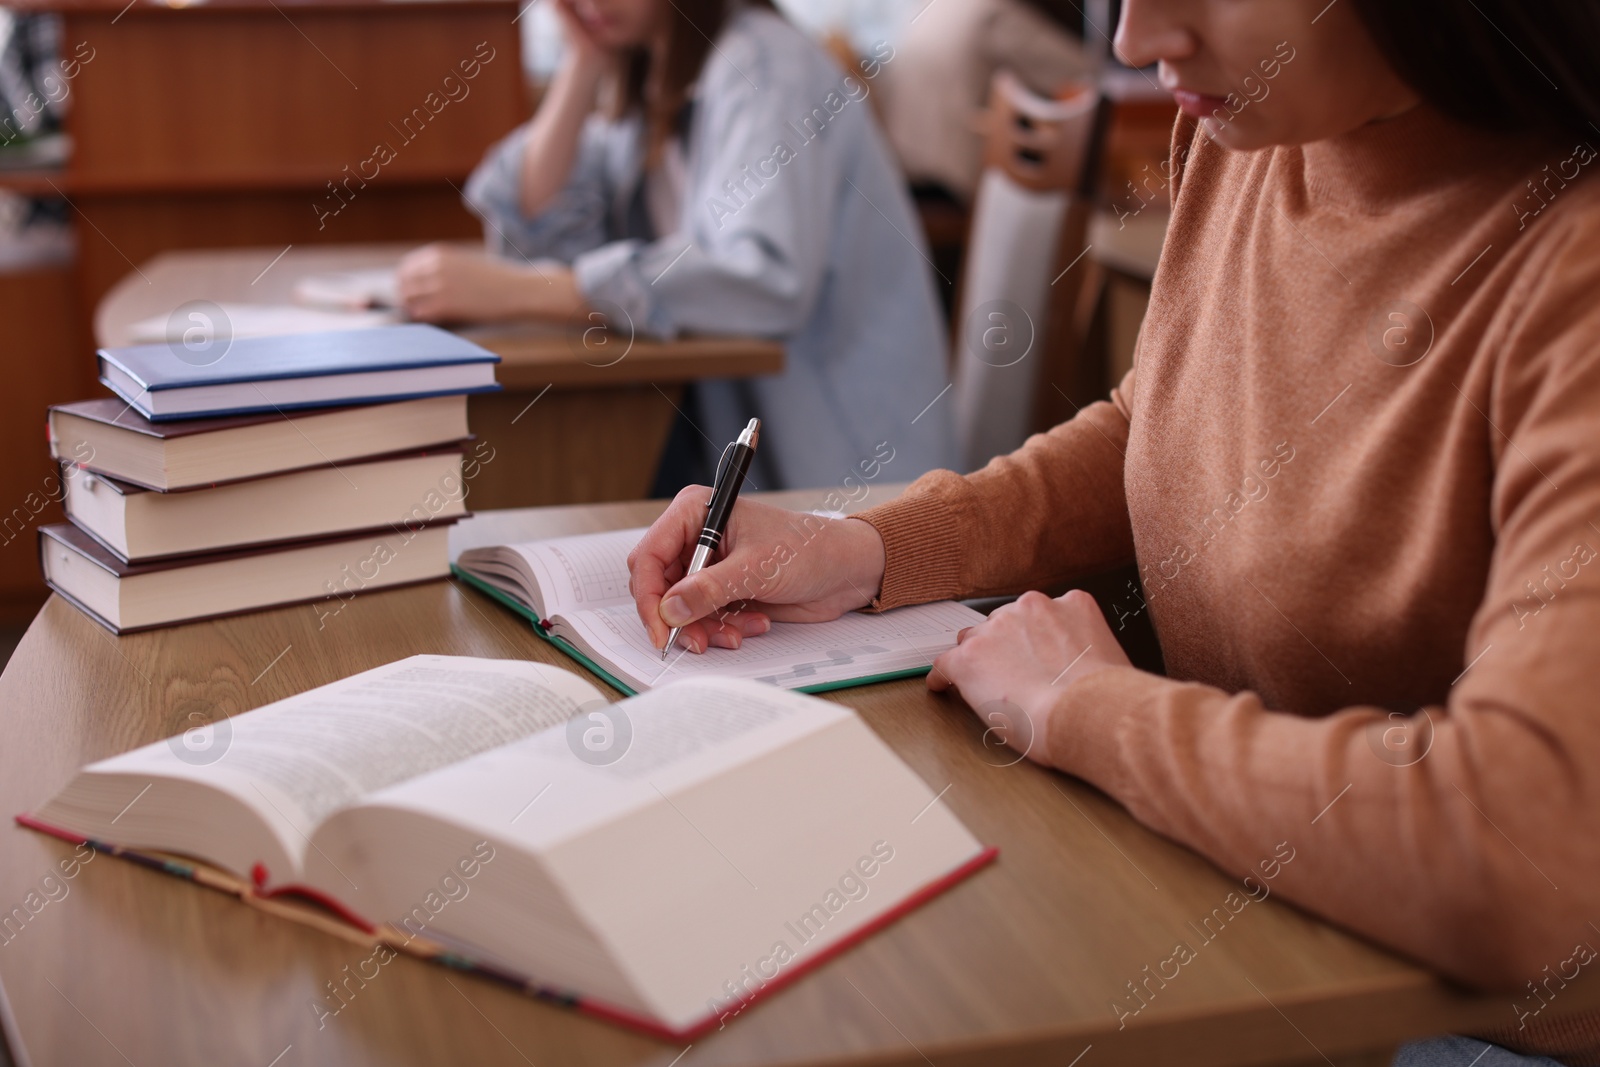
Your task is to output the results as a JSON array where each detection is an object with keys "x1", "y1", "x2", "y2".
[{"x1": 464, "y1": 7, "x2": 957, "y2": 491}]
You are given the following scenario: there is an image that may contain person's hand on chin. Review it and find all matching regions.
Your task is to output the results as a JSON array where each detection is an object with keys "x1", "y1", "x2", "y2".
[{"x1": 928, "y1": 590, "x2": 1132, "y2": 766}]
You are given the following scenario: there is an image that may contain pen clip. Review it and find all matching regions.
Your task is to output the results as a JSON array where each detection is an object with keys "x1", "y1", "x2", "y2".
[{"x1": 711, "y1": 441, "x2": 735, "y2": 497}]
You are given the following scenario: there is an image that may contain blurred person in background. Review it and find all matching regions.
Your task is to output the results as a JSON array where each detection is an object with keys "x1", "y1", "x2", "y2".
[{"x1": 397, "y1": 0, "x2": 956, "y2": 493}]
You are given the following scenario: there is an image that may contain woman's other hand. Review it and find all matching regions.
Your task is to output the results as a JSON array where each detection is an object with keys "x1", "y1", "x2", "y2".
[{"x1": 929, "y1": 590, "x2": 1132, "y2": 766}]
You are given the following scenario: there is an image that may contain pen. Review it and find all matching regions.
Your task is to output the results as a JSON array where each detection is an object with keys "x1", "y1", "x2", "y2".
[{"x1": 663, "y1": 417, "x2": 761, "y2": 659}]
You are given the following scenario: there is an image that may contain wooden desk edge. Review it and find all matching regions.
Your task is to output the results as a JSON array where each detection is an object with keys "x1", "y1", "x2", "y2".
[
  {"x1": 484, "y1": 335, "x2": 786, "y2": 389},
  {"x1": 907, "y1": 969, "x2": 1600, "y2": 1067}
]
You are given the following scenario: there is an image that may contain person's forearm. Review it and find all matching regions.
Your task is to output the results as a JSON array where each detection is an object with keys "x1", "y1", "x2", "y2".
[
  {"x1": 839, "y1": 518, "x2": 888, "y2": 607},
  {"x1": 1044, "y1": 664, "x2": 1595, "y2": 991},
  {"x1": 519, "y1": 52, "x2": 607, "y2": 219},
  {"x1": 524, "y1": 265, "x2": 589, "y2": 320},
  {"x1": 855, "y1": 388, "x2": 1137, "y2": 609}
]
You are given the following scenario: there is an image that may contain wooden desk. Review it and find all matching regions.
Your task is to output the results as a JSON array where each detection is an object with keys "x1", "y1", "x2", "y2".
[
  {"x1": 96, "y1": 244, "x2": 786, "y2": 509},
  {"x1": 3, "y1": 490, "x2": 1585, "y2": 1067}
]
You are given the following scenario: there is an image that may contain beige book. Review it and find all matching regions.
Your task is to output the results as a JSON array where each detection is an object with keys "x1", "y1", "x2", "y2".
[{"x1": 23, "y1": 655, "x2": 993, "y2": 1038}]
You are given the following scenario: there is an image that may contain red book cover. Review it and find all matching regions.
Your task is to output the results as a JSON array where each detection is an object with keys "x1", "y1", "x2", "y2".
[{"x1": 14, "y1": 812, "x2": 997, "y2": 1041}]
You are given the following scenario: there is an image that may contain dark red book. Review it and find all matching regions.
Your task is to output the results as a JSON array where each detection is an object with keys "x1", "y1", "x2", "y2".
[
  {"x1": 49, "y1": 394, "x2": 470, "y2": 491},
  {"x1": 39, "y1": 518, "x2": 456, "y2": 633}
]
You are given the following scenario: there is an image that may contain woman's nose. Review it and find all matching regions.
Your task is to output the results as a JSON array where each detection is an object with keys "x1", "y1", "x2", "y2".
[{"x1": 1114, "y1": 0, "x2": 1197, "y2": 69}]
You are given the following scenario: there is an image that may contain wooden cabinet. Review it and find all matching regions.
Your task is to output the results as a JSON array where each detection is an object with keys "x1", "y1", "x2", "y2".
[
  {"x1": 0, "y1": 262, "x2": 91, "y2": 625},
  {"x1": 36, "y1": 0, "x2": 528, "y2": 312}
]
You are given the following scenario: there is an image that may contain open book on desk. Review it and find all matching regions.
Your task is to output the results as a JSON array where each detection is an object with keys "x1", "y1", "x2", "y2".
[
  {"x1": 292, "y1": 268, "x2": 400, "y2": 310},
  {"x1": 20, "y1": 655, "x2": 993, "y2": 1039},
  {"x1": 454, "y1": 526, "x2": 987, "y2": 694}
]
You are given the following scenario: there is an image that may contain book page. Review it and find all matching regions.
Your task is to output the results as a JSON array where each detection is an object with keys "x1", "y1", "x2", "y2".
[
  {"x1": 503, "y1": 527, "x2": 645, "y2": 616},
  {"x1": 302, "y1": 677, "x2": 859, "y2": 1018},
  {"x1": 88, "y1": 656, "x2": 605, "y2": 876},
  {"x1": 292, "y1": 268, "x2": 400, "y2": 310},
  {"x1": 559, "y1": 599, "x2": 985, "y2": 691},
  {"x1": 334, "y1": 676, "x2": 850, "y2": 854},
  {"x1": 460, "y1": 526, "x2": 986, "y2": 690},
  {"x1": 579, "y1": 710, "x2": 987, "y2": 1031},
  {"x1": 311, "y1": 676, "x2": 986, "y2": 1033}
]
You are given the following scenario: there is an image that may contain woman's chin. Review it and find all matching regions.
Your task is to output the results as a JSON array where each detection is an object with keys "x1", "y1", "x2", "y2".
[{"x1": 1197, "y1": 116, "x2": 1274, "y2": 152}]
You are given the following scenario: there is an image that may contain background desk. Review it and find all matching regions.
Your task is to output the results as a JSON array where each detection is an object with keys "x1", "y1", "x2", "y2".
[
  {"x1": 6, "y1": 0, "x2": 527, "y2": 317},
  {"x1": 3, "y1": 489, "x2": 1587, "y2": 1067},
  {"x1": 95, "y1": 244, "x2": 786, "y2": 510}
]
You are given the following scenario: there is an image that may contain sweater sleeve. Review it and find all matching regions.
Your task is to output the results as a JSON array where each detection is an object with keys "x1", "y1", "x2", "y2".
[
  {"x1": 462, "y1": 115, "x2": 619, "y2": 265},
  {"x1": 1044, "y1": 219, "x2": 1600, "y2": 994},
  {"x1": 855, "y1": 366, "x2": 1138, "y2": 608}
]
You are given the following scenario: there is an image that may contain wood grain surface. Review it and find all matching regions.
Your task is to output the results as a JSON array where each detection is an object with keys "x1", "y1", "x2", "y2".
[{"x1": 2, "y1": 490, "x2": 1593, "y2": 1067}]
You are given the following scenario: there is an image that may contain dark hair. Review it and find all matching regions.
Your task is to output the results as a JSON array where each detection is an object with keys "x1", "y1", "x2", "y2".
[
  {"x1": 1350, "y1": 0, "x2": 1600, "y2": 145},
  {"x1": 614, "y1": 0, "x2": 776, "y2": 164}
]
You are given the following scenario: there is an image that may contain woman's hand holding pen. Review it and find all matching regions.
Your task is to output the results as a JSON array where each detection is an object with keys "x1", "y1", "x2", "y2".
[
  {"x1": 627, "y1": 489, "x2": 1132, "y2": 766},
  {"x1": 627, "y1": 489, "x2": 888, "y2": 655}
]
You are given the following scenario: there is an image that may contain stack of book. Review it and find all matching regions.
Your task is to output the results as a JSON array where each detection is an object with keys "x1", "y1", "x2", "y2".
[{"x1": 39, "y1": 324, "x2": 501, "y2": 634}]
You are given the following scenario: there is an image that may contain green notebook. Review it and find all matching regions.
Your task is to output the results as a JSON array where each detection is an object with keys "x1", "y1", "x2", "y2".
[{"x1": 452, "y1": 526, "x2": 986, "y2": 695}]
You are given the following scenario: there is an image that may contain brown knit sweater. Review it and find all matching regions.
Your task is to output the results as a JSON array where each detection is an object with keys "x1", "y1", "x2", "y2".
[{"x1": 858, "y1": 106, "x2": 1600, "y2": 1061}]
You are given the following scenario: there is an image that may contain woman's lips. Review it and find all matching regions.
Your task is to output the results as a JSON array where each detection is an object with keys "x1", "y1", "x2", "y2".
[{"x1": 1172, "y1": 89, "x2": 1232, "y2": 118}]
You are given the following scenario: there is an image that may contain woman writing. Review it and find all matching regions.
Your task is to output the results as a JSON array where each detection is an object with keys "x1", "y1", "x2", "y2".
[
  {"x1": 396, "y1": 0, "x2": 956, "y2": 491},
  {"x1": 628, "y1": 1, "x2": 1600, "y2": 1062}
]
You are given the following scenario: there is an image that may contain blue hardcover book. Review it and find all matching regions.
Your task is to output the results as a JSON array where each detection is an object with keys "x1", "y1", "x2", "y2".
[{"x1": 98, "y1": 323, "x2": 502, "y2": 422}]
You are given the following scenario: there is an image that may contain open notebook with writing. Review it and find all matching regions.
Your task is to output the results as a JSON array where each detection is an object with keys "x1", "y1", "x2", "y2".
[
  {"x1": 19, "y1": 655, "x2": 993, "y2": 1039},
  {"x1": 453, "y1": 527, "x2": 986, "y2": 695}
]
